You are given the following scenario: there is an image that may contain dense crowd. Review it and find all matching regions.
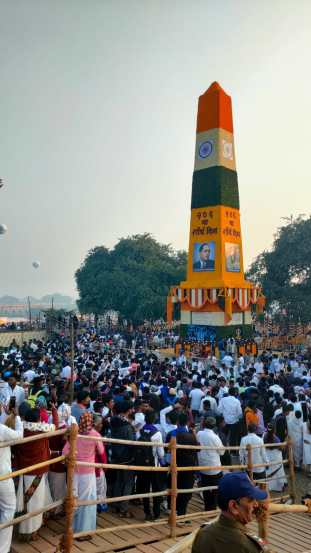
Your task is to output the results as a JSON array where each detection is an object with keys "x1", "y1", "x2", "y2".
[
  {"x1": 0, "y1": 329, "x2": 311, "y2": 552},
  {"x1": 0, "y1": 321, "x2": 45, "y2": 332}
]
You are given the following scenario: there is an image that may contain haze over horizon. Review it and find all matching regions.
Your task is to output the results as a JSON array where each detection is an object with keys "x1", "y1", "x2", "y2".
[{"x1": 1, "y1": 0, "x2": 311, "y2": 298}]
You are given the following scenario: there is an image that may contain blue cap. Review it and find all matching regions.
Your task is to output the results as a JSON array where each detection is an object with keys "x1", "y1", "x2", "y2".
[{"x1": 218, "y1": 472, "x2": 268, "y2": 501}]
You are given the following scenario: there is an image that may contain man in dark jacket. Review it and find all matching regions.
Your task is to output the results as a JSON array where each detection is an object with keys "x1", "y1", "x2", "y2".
[
  {"x1": 135, "y1": 410, "x2": 165, "y2": 521},
  {"x1": 110, "y1": 400, "x2": 135, "y2": 518},
  {"x1": 274, "y1": 404, "x2": 290, "y2": 442},
  {"x1": 168, "y1": 413, "x2": 198, "y2": 519},
  {"x1": 192, "y1": 472, "x2": 270, "y2": 553}
]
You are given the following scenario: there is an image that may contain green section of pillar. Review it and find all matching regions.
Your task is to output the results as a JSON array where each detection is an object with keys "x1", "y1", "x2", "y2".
[{"x1": 191, "y1": 166, "x2": 240, "y2": 210}]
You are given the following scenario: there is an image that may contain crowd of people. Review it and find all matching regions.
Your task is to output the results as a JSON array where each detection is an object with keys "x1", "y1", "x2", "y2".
[
  {"x1": 0, "y1": 329, "x2": 311, "y2": 552},
  {"x1": 0, "y1": 320, "x2": 46, "y2": 332}
]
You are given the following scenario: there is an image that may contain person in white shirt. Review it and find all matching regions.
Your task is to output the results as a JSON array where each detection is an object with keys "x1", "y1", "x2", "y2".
[
  {"x1": 191, "y1": 360, "x2": 198, "y2": 372},
  {"x1": 216, "y1": 378, "x2": 228, "y2": 400},
  {"x1": 0, "y1": 409, "x2": 23, "y2": 553},
  {"x1": 303, "y1": 417, "x2": 311, "y2": 474},
  {"x1": 197, "y1": 417, "x2": 225, "y2": 511},
  {"x1": 0, "y1": 378, "x2": 10, "y2": 407},
  {"x1": 159, "y1": 405, "x2": 177, "y2": 440},
  {"x1": 272, "y1": 402, "x2": 283, "y2": 419},
  {"x1": 7, "y1": 374, "x2": 25, "y2": 407},
  {"x1": 290, "y1": 359, "x2": 299, "y2": 373},
  {"x1": 239, "y1": 424, "x2": 268, "y2": 481},
  {"x1": 292, "y1": 398, "x2": 303, "y2": 415},
  {"x1": 199, "y1": 392, "x2": 217, "y2": 414},
  {"x1": 29, "y1": 342, "x2": 38, "y2": 353},
  {"x1": 189, "y1": 383, "x2": 205, "y2": 420},
  {"x1": 218, "y1": 388, "x2": 242, "y2": 446},
  {"x1": 207, "y1": 355, "x2": 217, "y2": 368},
  {"x1": 297, "y1": 363, "x2": 306, "y2": 376},
  {"x1": 222, "y1": 354, "x2": 233, "y2": 368},
  {"x1": 287, "y1": 410, "x2": 303, "y2": 468},
  {"x1": 254, "y1": 360, "x2": 264, "y2": 375},
  {"x1": 133, "y1": 412, "x2": 145, "y2": 438},
  {"x1": 269, "y1": 382, "x2": 284, "y2": 397},
  {"x1": 118, "y1": 366, "x2": 130, "y2": 379},
  {"x1": 177, "y1": 354, "x2": 187, "y2": 366},
  {"x1": 22, "y1": 367, "x2": 37, "y2": 383},
  {"x1": 198, "y1": 360, "x2": 205, "y2": 373},
  {"x1": 220, "y1": 363, "x2": 231, "y2": 380},
  {"x1": 60, "y1": 363, "x2": 72, "y2": 380},
  {"x1": 268, "y1": 356, "x2": 278, "y2": 374}
]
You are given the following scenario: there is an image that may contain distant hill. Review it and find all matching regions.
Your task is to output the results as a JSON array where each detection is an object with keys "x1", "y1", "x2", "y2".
[
  {"x1": 40, "y1": 294, "x2": 74, "y2": 306},
  {"x1": 0, "y1": 294, "x2": 76, "y2": 315},
  {"x1": 0, "y1": 296, "x2": 21, "y2": 305},
  {"x1": 0, "y1": 294, "x2": 75, "y2": 306}
]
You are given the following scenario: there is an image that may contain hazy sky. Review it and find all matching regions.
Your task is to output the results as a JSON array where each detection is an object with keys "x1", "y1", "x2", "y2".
[{"x1": 1, "y1": 0, "x2": 311, "y2": 298}]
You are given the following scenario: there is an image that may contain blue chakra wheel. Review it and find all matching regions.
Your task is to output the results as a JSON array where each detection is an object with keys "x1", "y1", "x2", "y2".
[{"x1": 198, "y1": 140, "x2": 213, "y2": 159}]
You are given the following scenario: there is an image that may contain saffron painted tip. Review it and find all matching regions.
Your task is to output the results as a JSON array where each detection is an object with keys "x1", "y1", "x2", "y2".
[
  {"x1": 197, "y1": 81, "x2": 233, "y2": 134},
  {"x1": 203, "y1": 81, "x2": 225, "y2": 95}
]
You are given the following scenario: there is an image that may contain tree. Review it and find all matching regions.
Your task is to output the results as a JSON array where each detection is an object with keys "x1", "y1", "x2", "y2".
[
  {"x1": 75, "y1": 234, "x2": 187, "y2": 325},
  {"x1": 246, "y1": 215, "x2": 311, "y2": 322}
]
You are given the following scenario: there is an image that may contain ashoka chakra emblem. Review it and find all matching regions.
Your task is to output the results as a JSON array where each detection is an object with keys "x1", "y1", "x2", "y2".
[{"x1": 198, "y1": 140, "x2": 213, "y2": 159}]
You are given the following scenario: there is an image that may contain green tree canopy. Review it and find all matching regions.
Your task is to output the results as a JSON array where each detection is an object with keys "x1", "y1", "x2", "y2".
[
  {"x1": 246, "y1": 215, "x2": 311, "y2": 322},
  {"x1": 75, "y1": 234, "x2": 187, "y2": 324}
]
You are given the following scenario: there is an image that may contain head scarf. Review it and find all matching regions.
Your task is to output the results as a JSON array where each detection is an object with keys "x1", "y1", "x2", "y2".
[
  {"x1": 134, "y1": 412, "x2": 145, "y2": 430},
  {"x1": 58, "y1": 403, "x2": 71, "y2": 424},
  {"x1": 264, "y1": 423, "x2": 280, "y2": 444},
  {"x1": 79, "y1": 412, "x2": 93, "y2": 434},
  {"x1": 36, "y1": 395, "x2": 47, "y2": 409}
]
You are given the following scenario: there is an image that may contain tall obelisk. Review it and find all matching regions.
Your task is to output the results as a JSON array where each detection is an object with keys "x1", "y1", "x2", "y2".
[{"x1": 168, "y1": 82, "x2": 261, "y2": 338}]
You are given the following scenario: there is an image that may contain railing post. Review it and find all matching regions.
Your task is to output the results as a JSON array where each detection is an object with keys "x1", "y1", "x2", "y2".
[
  {"x1": 287, "y1": 437, "x2": 297, "y2": 503},
  {"x1": 69, "y1": 319, "x2": 75, "y2": 405},
  {"x1": 246, "y1": 444, "x2": 253, "y2": 481},
  {"x1": 257, "y1": 481, "x2": 269, "y2": 543},
  {"x1": 169, "y1": 436, "x2": 177, "y2": 539},
  {"x1": 62, "y1": 424, "x2": 78, "y2": 553}
]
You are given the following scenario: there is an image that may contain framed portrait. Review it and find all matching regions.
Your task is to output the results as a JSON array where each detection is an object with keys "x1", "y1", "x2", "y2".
[
  {"x1": 193, "y1": 242, "x2": 215, "y2": 272},
  {"x1": 225, "y1": 242, "x2": 240, "y2": 272}
]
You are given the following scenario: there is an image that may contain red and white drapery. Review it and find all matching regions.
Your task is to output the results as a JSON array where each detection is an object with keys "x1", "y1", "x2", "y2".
[{"x1": 171, "y1": 285, "x2": 259, "y2": 311}]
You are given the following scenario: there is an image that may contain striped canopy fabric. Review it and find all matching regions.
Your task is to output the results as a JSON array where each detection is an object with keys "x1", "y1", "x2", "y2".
[{"x1": 171, "y1": 285, "x2": 259, "y2": 311}]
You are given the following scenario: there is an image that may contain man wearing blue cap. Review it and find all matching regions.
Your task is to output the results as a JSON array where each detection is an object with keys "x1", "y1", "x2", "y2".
[{"x1": 192, "y1": 472, "x2": 271, "y2": 553}]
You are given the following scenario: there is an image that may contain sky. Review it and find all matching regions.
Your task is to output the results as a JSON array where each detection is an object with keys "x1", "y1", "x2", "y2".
[{"x1": 1, "y1": 0, "x2": 311, "y2": 298}]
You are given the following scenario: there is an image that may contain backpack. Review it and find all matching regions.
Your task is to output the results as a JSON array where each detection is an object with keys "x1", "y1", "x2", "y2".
[
  {"x1": 134, "y1": 428, "x2": 157, "y2": 466},
  {"x1": 27, "y1": 389, "x2": 43, "y2": 408}
]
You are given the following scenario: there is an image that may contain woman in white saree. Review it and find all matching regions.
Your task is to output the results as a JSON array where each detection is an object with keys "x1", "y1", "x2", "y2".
[{"x1": 263, "y1": 423, "x2": 287, "y2": 492}]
